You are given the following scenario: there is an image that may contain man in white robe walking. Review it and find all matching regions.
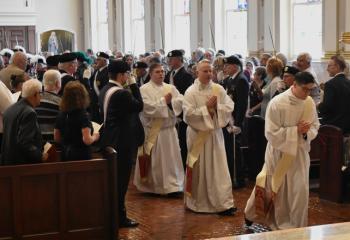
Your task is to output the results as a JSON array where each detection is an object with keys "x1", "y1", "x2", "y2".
[
  {"x1": 183, "y1": 60, "x2": 236, "y2": 215},
  {"x1": 244, "y1": 72, "x2": 320, "y2": 230},
  {"x1": 134, "y1": 63, "x2": 184, "y2": 194}
]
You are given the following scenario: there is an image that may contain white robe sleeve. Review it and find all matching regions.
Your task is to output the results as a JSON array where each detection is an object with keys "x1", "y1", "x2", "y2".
[
  {"x1": 306, "y1": 103, "x2": 320, "y2": 143},
  {"x1": 170, "y1": 86, "x2": 183, "y2": 117},
  {"x1": 183, "y1": 89, "x2": 214, "y2": 131},
  {"x1": 141, "y1": 86, "x2": 169, "y2": 118},
  {"x1": 216, "y1": 86, "x2": 234, "y2": 128},
  {"x1": 265, "y1": 101, "x2": 299, "y2": 156}
]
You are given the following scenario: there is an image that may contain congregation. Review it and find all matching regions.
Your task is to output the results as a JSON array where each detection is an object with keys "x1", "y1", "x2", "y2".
[{"x1": 1, "y1": 45, "x2": 350, "y2": 231}]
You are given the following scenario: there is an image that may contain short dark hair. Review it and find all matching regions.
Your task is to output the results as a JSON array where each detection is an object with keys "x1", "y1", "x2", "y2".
[{"x1": 294, "y1": 72, "x2": 315, "y2": 85}]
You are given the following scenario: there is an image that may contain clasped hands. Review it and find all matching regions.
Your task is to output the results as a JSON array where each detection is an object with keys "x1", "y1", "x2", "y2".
[
  {"x1": 297, "y1": 120, "x2": 311, "y2": 135},
  {"x1": 206, "y1": 95, "x2": 217, "y2": 117}
]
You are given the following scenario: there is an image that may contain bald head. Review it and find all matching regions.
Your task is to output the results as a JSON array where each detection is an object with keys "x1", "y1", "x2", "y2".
[
  {"x1": 11, "y1": 52, "x2": 27, "y2": 71},
  {"x1": 197, "y1": 60, "x2": 213, "y2": 84}
]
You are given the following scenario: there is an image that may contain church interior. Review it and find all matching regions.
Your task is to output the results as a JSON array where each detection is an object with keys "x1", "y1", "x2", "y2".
[{"x1": 1, "y1": 0, "x2": 350, "y2": 239}]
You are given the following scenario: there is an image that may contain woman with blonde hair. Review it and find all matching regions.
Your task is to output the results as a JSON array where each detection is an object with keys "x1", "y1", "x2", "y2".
[
  {"x1": 54, "y1": 81, "x2": 99, "y2": 160},
  {"x1": 252, "y1": 57, "x2": 284, "y2": 118}
]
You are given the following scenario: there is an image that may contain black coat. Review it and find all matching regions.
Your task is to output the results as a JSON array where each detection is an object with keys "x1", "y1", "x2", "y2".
[
  {"x1": 164, "y1": 66, "x2": 194, "y2": 95},
  {"x1": 221, "y1": 72, "x2": 249, "y2": 127},
  {"x1": 89, "y1": 66, "x2": 109, "y2": 122},
  {"x1": 98, "y1": 82, "x2": 144, "y2": 149},
  {"x1": 319, "y1": 73, "x2": 350, "y2": 134},
  {"x1": 1, "y1": 99, "x2": 43, "y2": 165}
]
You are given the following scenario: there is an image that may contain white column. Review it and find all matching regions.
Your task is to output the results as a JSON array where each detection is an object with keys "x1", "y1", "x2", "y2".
[
  {"x1": 343, "y1": 0, "x2": 350, "y2": 57},
  {"x1": 83, "y1": 0, "x2": 92, "y2": 50},
  {"x1": 202, "y1": 0, "x2": 215, "y2": 50},
  {"x1": 247, "y1": 0, "x2": 259, "y2": 56},
  {"x1": 322, "y1": 0, "x2": 338, "y2": 59},
  {"x1": 154, "y1": 0, "x2": 164, "y2": 51},
  {"x1": 263, "y1": 0, "x2": 278, "y2": 54},
  {"x1": 144, "y1": 0, "x2": 154, "y2": 52},
  {"x1": 190, "y1": 0, "x2": 200, "y2": 51}
]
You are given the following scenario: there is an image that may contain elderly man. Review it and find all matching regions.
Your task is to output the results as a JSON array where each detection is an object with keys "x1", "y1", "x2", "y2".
[
  {"x1": 99, "y1": 60, "x2": 143, "y2": 228},
  {"x1": 296, "y1": 52, "x2": 321, "y2": 104},
  {"x1": 244, "y1": 72, "x2": 320, "y2": 230},
  {"x1": 0, "y1": 48, "x2": 13, "y2": 68},
  {"x1": 58, "y1": 52, "x2": 78, "y2": 95},
  {"x1": 318, "y1": 55, "x2": 350, "y2": 134},
  {"x1": 0, "y1": 51, "x2": 28, "y2": 90},
  {"x1": 89, "y1": 51, "x2": 110, "y2": 123},
  {"x1": 0, "y1": 80, "x2": 14, "y2": 151},
  {"x1": 222, "y1": 55, "x2": 249, "y2": 188},
  {"x1": 183, "y1": 60, "x2": 236, "y2": 215},
  {"x1": 1, "y1": 79, "x2": 47, "y2": 165},
  {"x1": 35, "y1": 70, "x2": 62, "y2": 142},
  {"x1": 133, "y1": 61, "x2": 149, "y2": 87}
]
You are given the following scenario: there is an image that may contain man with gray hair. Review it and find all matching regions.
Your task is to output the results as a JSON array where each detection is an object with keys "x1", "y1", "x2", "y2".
[
  {"x1": 296, "y1": 52, "x2": 321, "y2": 104},
  {"x1": 1, "y1": 79, "x2": 48, "y2": 165},
  {"x1": 35, "y1": 70, "x2": 62, "y2": 141},
  {"x1": 0, "y1": 51, "x2": 28, "y2": 90}
]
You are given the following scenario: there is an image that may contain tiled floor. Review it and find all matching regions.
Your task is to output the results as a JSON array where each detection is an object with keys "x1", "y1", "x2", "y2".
[{"x1": 119, "y1": 178, "x2": 350, "y2": 240}]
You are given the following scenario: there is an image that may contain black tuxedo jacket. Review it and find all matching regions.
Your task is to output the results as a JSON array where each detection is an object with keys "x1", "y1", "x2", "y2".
[
  {"x1": 319, "y1": 73, "x2": 350, "y2": 134},
  {"x1": 164, "y1": 66, "x2": 194, "y2": 95}
]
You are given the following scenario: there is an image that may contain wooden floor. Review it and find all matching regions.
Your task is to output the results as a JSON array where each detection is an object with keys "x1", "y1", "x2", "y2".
[{"x1": 119, "y1": 173, "x2": 350, "y2": 240}]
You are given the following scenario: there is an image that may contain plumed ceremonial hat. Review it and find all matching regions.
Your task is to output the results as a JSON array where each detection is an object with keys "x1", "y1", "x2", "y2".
[
  {"x1": 59, "y1": 52, "x2": 77, "y2": 63},
  {"x1": 167, "y1": 49, "x2": 183, "y2": 58},
  {"x1": 283, "y1": 66, "x2": 300, "y2": 76},
  {"x1": 96, "y1": 51, "x2": 110, "y2": 60},
  {"x1": 46, "y1": 55, "x2": 60, "y2": 67},
  {"x1": 133, "y1": 61, "x2": 148, "y2": 69},
  {"x1": 108, "y1": 60, "x2": 130, "y2": 74}
]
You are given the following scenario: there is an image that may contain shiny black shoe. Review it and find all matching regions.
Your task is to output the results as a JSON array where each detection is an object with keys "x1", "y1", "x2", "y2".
[
  {"x1": 233, "y1": 181, "x2": 246, "y2": 189},
  {"x1": 218, "y1": 207, "x2": 237, "y2": 216},
  {"x1": 245, "y1": 217, "x2": 253, "y2": 227},
  {"x1": 119, "y1": 218, "x2": 139, "y2": 228}
]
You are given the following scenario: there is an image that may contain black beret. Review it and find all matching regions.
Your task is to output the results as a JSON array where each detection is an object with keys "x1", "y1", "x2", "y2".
[
  {"x1": 223, "y1": 55, "x2": 242, "y2": 66},
  {"x1": 96, "y1": 51, "x2": 110, "y2": 59},
  {"x1": 133, "y1": 61, "x2": 148, "y2": 69},
  {"x1": 59, "y1": 52, "x2": 77, "y2": 63},
  {"x1": 167, "y1": 50, "x2": 183, "y2": 58},
  {"x1": 108, "y1": 60, "x2": 130, "y2": 74},
  {"x1": 46, "y1": 55, "x2": 60, "y2": 67},
  {"x1": 283, "y1": 66, "x2": 300, "y2": 76}
]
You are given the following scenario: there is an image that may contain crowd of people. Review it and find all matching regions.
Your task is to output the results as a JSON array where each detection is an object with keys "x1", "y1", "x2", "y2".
[{"x1": 1, "y1": 44, "x2": 350, "y2": 230}]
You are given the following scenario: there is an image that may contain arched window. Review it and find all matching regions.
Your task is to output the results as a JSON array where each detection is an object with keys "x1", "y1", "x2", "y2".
[
  {"x1": 215, "y1": 0, "x2": 248, "y2": 56},
  {"x1": 90, "y1": 0, "x2": 109, "y2": 51},
  {"x1": 292, "y1": 0, "x2": 322, "y2": 59},
  {"x1": 164, "y1": 0, "x2": 191, "y2": 56},
  {"x1": 124, "y1": 0, "x2": 145, "y2": 55}
]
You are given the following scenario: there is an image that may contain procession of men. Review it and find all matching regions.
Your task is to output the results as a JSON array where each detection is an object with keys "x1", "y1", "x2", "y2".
[{"x1": 1, "y1": 44, "x2": 350, "y2": 232}]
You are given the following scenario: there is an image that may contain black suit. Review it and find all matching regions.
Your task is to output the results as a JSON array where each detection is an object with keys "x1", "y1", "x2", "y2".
[
  {"x1": 221, "y1": 72, "x2": 249, "y2": 186},
  {"x1": 319, "y1": 73, "x2": 350, "y2": 134},
  {"x1": 58, "y1": 70, "x2": 75, "y2": 96},
  {"x1": 89, "y1": 66, "x2": 109, "y2": 123},
  {"x1": 99, "y1": 81, "x2": 143, "y2": 223},
  {"x1": 1, "y1": 99, "x2": 43, "y2": 165},
  {"x1": 164, "y1": 66, "x2": 194, "y2": 167}
]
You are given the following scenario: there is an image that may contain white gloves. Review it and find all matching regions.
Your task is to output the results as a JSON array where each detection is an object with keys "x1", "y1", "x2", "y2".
[
  {"x1": 83, "y1": 68, "x2": 92, "y2": 79},
  {"x1": 226, "y1": 125, "x2": 242, "y2": 135},
  {"x1": 127, "y1": 74, "x2": 136, "y2": 85}
]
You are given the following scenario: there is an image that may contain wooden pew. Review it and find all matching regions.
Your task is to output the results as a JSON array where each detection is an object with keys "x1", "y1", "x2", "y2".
[
  {"x1": 246, "y1": 116, "x2": 267, "y2": 180},
  {"x1": 318, "y1": 125, "x2": 344, "y2": 203},
  {"x1": 0, "y1": 147, "x2": 118, "y2": 240}
]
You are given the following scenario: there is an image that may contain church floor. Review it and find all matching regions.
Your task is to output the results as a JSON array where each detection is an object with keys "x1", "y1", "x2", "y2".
[{"x1": 119, "y1": 178, "x2": 350, "y2": 240}]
